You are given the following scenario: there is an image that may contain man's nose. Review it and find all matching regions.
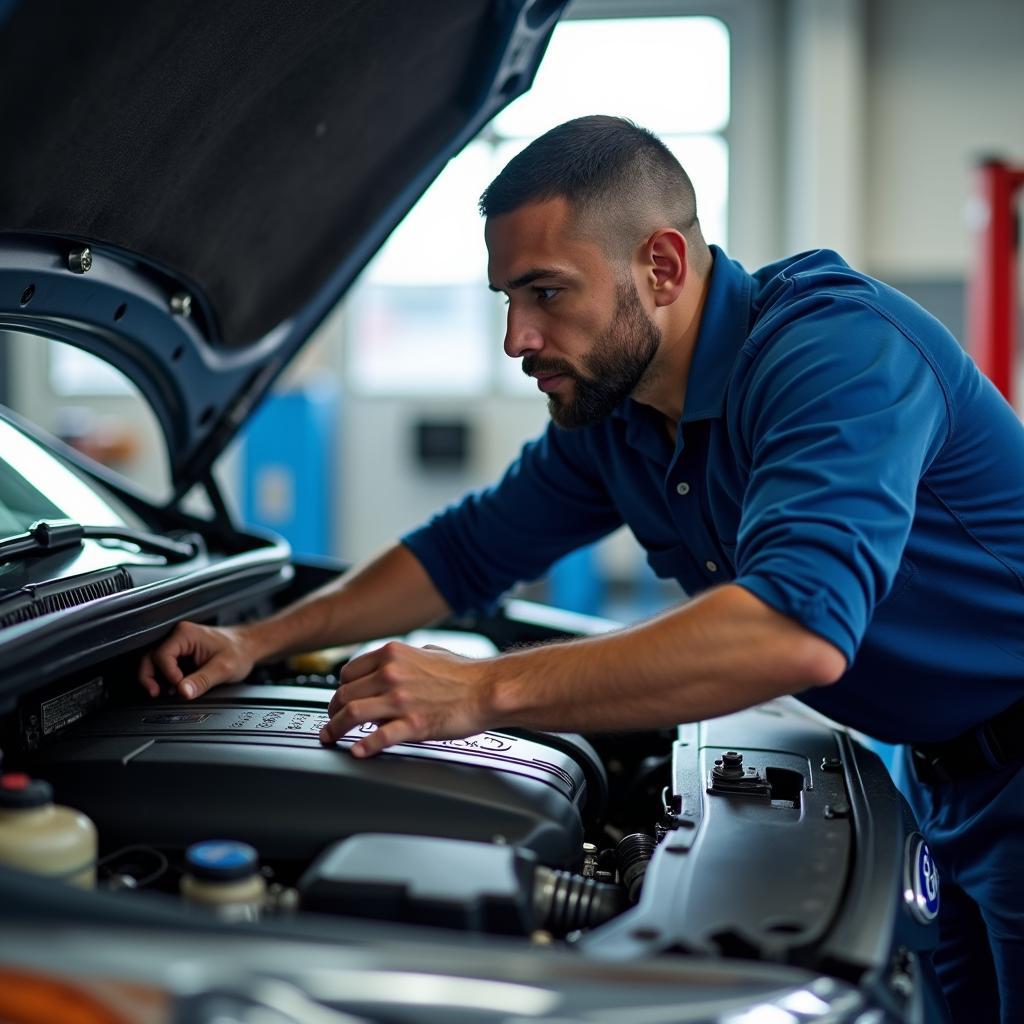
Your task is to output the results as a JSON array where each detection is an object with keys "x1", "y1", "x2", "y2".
[{"x1": 503, "y1": 308, "x2": 544, "y2": 359}]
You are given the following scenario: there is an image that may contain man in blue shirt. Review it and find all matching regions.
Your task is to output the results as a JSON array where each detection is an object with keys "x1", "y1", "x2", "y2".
[{"x1": 143, "y1": 116, "x2": 1024, "y2": 1020}]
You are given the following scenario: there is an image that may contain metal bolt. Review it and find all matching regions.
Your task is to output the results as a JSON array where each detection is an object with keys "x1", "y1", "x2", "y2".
[
  {"x1": 170, "y1": 291, "x2": 192, "y2": 317},
  {"x1": 712, "y1": 750, "x2": 746, "y2": 782},
  {"x1": 68, "y1": 247, "x2": 92, "y2": 274}
]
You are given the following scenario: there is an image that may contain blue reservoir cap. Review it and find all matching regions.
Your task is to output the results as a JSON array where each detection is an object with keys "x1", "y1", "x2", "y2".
[{"x1": 186, "y1": 840, "x2": 258, "y2": 881}]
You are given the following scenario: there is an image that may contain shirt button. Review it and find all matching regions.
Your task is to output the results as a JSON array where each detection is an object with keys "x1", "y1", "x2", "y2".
[
  {"x1": 676, "y1": 482, "x2": 691, "y2": 496},
  {"x1": 705, "y1": 560, "x2": 719, "y2": 573}
]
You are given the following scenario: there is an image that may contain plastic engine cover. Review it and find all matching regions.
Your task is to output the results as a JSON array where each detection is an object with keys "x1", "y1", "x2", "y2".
[{"x1": 29, "y1": 685, "x2": 598, "y2": 866}]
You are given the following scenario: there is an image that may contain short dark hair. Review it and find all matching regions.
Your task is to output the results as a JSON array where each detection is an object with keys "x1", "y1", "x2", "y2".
[{"x1": 479, "y1": 115, "x2": 709, "y2": 270}]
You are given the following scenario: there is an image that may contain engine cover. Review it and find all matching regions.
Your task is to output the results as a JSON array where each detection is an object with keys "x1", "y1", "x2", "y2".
[{"x1": 29, "y1": 685, "x2": 601, "y2": 866}]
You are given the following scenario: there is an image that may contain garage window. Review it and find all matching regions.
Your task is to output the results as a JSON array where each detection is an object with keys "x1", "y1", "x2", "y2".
[{"x1": 346, "y1": 14, "x2": 730, "y2": 397}]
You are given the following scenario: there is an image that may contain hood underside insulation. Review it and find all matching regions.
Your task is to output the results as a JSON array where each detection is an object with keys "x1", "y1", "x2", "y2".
[{"x1": 0, "y1": 0, "x2": 496, "y2": 348}]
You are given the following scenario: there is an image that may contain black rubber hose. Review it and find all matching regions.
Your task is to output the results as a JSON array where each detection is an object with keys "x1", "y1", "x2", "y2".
[
  {"x1": 616, "y1": 832, "x2": 656, "y2": 903},
  {"x1": 533, "y1": 867, "x2": 628, "y2": 935}
]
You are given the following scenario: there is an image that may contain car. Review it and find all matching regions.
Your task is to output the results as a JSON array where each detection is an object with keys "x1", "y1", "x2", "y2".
[{"x1": 0, "y1": 2, "x2": 949, "y2": 1021}]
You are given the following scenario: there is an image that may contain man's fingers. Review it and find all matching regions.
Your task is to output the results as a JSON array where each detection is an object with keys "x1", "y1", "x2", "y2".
[
  {"x1": 137, "y1": 653, "x2": 160, "y2": 697},
  {"x1": 178, "y1": 654, "x2": 235, "y2": 699},
  {"x1": 327, "y1": 675, "x2": 385, "y2": 718},
  {"x1": 332, "y1": 643, "x2": 399, "y2": 713},
  {"x1": 153, "y1": 642, "x2": 188, "y2": 687},
  {"x1": 339, "y1": 649, "x2": 383, "y2": 685},
  {"x1": 320, "y1": 696, "x2": 396, "y2": 744},
  {"x1": 352, "y1": 718, "x2": 417, "y2": 758},
  {"x1": 319, "y1": 642, "x2": 485, "y2": 757},
  {"x1": 327, "y1": 687, "x2": 343, "y2": 718},
  {"x1": 139, "y1": 621, "x2": 255, "y2": 702},
  {"x1": 339, "y1": 641, "x2": 405, "y2": 685},
  {"x1": 178, "y1": 672, "x2": 208, "y2": 699}
]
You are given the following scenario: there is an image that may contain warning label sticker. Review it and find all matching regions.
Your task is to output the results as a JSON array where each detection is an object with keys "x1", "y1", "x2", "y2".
[{"x1": 41, "y1": 676, "x2": 105, "y2": 734}]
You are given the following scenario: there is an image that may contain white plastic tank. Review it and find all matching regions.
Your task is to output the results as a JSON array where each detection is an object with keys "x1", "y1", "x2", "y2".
[
  {"x1": 0, "y1": 773, "x2": 97, "y2": 888},
  {"x1": 180, "y1": 839, "x2": 266, "y2": 921}
]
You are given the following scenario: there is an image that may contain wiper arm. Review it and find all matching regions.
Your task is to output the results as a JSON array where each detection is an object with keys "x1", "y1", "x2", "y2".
[
  {"x1": 0, "y1": 518, "x2": 200, "y2": 564},
  {"x1": 0, "y1": 519, "x2": 85, "y2": 560}
]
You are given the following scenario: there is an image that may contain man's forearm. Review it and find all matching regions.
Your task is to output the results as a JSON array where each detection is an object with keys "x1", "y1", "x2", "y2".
[
  {"x1": 241, "y1": 542, "x2": 451, "y2": 663},
  {"x1": 486, "y1": 583, "x2": 847, "y2": 733}
]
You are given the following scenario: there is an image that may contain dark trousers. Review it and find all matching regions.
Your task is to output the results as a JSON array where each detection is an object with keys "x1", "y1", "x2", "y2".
[{"x1": 897, "y1": 748, "x2": 1024, "y2": 1024}]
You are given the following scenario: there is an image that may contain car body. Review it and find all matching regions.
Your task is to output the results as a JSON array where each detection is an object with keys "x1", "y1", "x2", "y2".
[{"x1": 0, "y1": 2, "x2": 948, "y2": 1021}]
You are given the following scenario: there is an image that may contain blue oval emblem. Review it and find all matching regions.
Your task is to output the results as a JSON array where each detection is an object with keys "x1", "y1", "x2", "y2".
[{"x1": 904, "y1": 834, "x2": 940, "y2": 923}]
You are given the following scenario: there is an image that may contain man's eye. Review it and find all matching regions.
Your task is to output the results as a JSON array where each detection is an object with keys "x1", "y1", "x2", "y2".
[{"x1": 535, "y1": 287, "x2": 559, "y2": 303}]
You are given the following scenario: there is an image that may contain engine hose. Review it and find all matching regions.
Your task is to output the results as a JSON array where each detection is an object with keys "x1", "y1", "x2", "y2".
[
  {"x1": 532, "y1": 866, "x2": 628, "y2": 935},
  {"x1": 616, "y1": 832, "x2": 656, "y2": 903}
]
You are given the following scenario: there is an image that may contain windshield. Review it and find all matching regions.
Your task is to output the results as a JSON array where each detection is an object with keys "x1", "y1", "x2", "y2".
[{"x1": 0, "y1": 416, "x2": 137, "y2": 539}]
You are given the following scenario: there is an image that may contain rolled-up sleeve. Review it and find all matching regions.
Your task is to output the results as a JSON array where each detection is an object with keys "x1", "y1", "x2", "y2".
[
  {"x1": 402, "y1": 423, "x2": 623, "y2": 615},
  {"x1": 731, "y1": 295, "x2": 950, "y2": 662}
]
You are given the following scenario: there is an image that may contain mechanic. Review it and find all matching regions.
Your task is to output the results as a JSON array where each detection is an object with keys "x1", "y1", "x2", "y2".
[{"x1": 142, "y1": 116, "x2": 1024, "y2": 1022}]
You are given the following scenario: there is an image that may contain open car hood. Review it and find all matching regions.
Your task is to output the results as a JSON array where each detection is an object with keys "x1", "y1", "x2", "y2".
[{"x1": 0, "y1": 0, "x2": 564, "y2": 497}]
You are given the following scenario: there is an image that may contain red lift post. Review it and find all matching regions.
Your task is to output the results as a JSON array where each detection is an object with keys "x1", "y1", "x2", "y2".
[{"x1": 967, "y1": 159, "x2": 1024, "y2": 406}]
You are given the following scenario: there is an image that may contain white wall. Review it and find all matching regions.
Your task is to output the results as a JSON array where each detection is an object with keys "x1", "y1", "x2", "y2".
[
  {"x1": 863, "y1": 0, "x2": 1024, "y2": 277},
  {"x1": 780, "y1": 0, "x2": 1024, "y2": 277},
  {"x1": 783, "y1": 0, "x2": 867, "y2": 262},
  {"x1": 338, "y1": 396, "x2": 550, "y2": 563}
]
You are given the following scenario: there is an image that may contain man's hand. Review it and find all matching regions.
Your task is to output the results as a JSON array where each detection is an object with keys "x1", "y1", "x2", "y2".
[
  {"x1": 321, "y1": 585, "x2": 844, "y2": 754},
  {"x1": 138, "y1": 622, "x2": 259, "y2": 699},
  {"x1": 320, "y1": 642, "x2": 494, "y2": 758}
]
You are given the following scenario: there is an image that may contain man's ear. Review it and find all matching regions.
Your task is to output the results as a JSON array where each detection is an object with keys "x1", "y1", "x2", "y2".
[{"x1": 643, "y1": 229, "x2": 687, "y2": 307}]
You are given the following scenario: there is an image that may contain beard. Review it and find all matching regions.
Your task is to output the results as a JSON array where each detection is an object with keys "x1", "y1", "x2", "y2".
[{"x1": 522, "y1": 279, "x2": 661, "y2": 430}]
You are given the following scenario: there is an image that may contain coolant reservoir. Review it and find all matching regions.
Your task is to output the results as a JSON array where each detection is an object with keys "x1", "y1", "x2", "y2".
[
  {"x1": 180, "y1": 840, "x2": 266, "y2": 921},
  {"x1": 0, "y1": 773, "x2": 97, "y2": 888}
]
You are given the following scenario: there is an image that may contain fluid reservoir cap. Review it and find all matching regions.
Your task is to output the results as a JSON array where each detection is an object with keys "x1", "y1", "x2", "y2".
[
  {"x1": 0, "y1": 773, "x2": 52, "y2": 809},
  {"x1": 185, "y1": 840, "x2": 259, "y2": 881}
]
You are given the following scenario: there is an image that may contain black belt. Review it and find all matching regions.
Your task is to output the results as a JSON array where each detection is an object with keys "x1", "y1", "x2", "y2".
[{"x1": 911, "y1": 698, "x2": 1024, "y2": 784}]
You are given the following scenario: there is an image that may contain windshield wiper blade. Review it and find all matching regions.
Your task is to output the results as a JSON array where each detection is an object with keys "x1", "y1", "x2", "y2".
[
  {"x1": 0, "y1": 519, "x2": 83, "y2": 560},
  {"x1": 0, "y1": 518, "x2": 200, "y2": 564}
]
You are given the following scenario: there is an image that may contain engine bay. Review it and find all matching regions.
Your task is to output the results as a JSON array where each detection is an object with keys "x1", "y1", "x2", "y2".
[{"x1": 0, "y1": 622, "x2": 933, "y2": 1010}]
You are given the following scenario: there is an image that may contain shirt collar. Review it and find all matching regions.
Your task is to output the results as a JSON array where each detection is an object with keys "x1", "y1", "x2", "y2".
[
  {"x1": 679, "y1": 245, "x2": 753, "y2": 423},
  {"x1": 611, "y1": 245, "x2": 753, "y2": 447}
]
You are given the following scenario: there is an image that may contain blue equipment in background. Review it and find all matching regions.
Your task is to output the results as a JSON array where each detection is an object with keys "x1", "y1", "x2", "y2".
[
  {"x1": 240, "y1": 387, "x2": 336, "y2": 558},
  {"x1": 548, "y1": 540, "x2": 677, "y2": 623},
  {"x1": 548, "y1": 544, "x2": 605, "y2": 617}
]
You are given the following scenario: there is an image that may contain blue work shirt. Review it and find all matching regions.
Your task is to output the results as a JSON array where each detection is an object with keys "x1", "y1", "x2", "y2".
[{"x1": 403, "y1": 247, "x2": 1024, "y2": 744}]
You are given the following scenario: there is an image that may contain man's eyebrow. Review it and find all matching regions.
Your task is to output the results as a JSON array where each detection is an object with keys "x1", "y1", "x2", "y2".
[{"x1": 488, "y1": 268, "x2": 566, "y2": 293}]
